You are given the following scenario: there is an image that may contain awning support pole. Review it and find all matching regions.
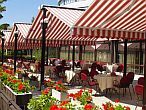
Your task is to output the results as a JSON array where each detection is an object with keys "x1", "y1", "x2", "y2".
[{"x1": 123, "y1": 39, "x2": 127, "y2": 76}]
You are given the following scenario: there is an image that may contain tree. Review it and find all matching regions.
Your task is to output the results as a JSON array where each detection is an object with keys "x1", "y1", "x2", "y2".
[
  {"x1": 0, "y1": 23, "x2": 9, "y2": 30},
  {"x1": 0, "y1": 0, "x2": 7, "y2": 19},
  {"x1": 0, "y1": 0, "x2": 10, "y2": 30}
]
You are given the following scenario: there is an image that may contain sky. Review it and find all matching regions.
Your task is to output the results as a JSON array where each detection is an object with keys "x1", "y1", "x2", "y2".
[{"x1": 0, "y1": 0, "x2": 58, "y2": 26}]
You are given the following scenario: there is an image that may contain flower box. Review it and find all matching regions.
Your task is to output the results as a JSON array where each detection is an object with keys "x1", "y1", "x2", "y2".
[
  {"x1": 51, "y1": 89, "x2": 69, "y2": 101},
  {"x1": 2, "y1": 83, "x2": 32, "y2": 107}
]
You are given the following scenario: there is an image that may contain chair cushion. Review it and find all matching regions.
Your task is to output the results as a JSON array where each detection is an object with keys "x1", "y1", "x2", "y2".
[
  {"x1": 135, "y1": 84, "x2": 144, "y2": 96},
  {"x1": 138, "y1": 77, "x2": 144, "y2": 86},
  {"x1": 89, "y1": 81, "x2": 97, "y2": 86}
]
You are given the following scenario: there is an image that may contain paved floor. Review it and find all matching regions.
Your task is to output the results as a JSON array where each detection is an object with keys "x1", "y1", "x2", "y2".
[{"x1": 31, "y1": 74, "x2": 143, "y2": 110}]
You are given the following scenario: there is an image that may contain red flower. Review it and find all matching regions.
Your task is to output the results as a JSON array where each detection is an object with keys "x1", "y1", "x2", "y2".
[
  {"x1": 0, "y1": 73, "x2": 3, "y2": 76},
  {"x1": 124, "y1": 106, "x2": 131, "y2": 110},
  {"x1": 42, "y1": 87, "x2": 50, "y2": 95},
  {"x1": 60, "y1": 101, "x2": 69, "y2": 106},
  {"x1": 56, "y1": 80, "x2": 62, "y2": 85},
  {"x1": 115, "y1": 98, "x2": 120, "y2": 103},
  {"x1": 84, "y1": 104, "x2": 93, "y2": 110},
  {"x1": 102, "y1": 104, "x2": 108, "y2": 110},
  {"x1": 89, "y1": 89, "x2": 92, "y2": 93},
  {"x1": 58, "y1": 107, "x2": 67, "y2": 110},
  {"x1": 109, "y1": 107, "x2": 114, "y2": 110},
  {"x1": 50, "y1": 105, "x2": 58, "y2": 110},
  {"x1": 18, "y1": 83, "x2": 24, "y2": 91}
]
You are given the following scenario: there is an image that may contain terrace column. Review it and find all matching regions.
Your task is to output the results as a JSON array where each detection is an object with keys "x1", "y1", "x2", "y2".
[
  {"x1": 115, "y1": 40, "x2": 119, "y2": 63},
  {"x1": 143, "y1": 33, "x2": 146, "y2": 110},
  {"x1": 123, "y1": 39, "x2": 128, "y2": 76},
  {"x1": 40, "y1": 6, "x2": 48, "y2": 90},
  {"x1": 57, "y1": 47, "x2": 61, "y2": 59},
  {"x1": 79, "y1": 45, "x2": 82, "y2": 60},
  {"x1": 30, "y1": 49, "x2": 33, "y2": 60},
  {"x1": 46, "y1": 46, "x2": 49, "y2": 65},
  {"x1": 139, "y1": 41, "x2": 143, "y2": 74},
  {"x1": 94, "y1": 45, "x2": 97, "y2": 61},
  {"x1": 14, "y1": 31, "x2": 18, "y2": 73},
  {"x1": 111, "y1": 40, "x2": 115, "y2": 64},
  {"x1": 72, "y1": 44, "x2": 75, "y2": 71},
  {"x1": 1, "y1": 34, "x2": 5, "y2": 65},
  {"x1": 68, "y1": 46, "x2": 70, "y2": 60}
]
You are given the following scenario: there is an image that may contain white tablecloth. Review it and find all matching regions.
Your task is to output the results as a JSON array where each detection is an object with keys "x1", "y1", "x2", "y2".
[
  {"x1": 65, "y1": 70, "x2": 80, "y2": 83},
  {"x1": 94, "y1": 74, "x2": 122, "y2": 92}
]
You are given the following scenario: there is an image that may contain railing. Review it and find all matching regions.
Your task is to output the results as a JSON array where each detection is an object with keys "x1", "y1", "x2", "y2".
[
  {"x1": 0, "y1": 90, "x2": 22, "y2": 110},
  {"x1": 58, "y1": 0, "x2": 86, "y2": 6}
]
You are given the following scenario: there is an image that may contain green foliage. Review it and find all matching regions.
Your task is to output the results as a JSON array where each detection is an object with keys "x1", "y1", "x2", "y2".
[
  {"x1": 0, "y1": 23, "x2": 10, "y2": 30},
  {"x1": 33, "y1": 49, "x2": 41, "y2": 61},
  {"x1": 0, "y1": 0, "x2": 7, "y2": 19},
  {"x1": 27, "y1": 93, "x2": 57, "y2": 110}
]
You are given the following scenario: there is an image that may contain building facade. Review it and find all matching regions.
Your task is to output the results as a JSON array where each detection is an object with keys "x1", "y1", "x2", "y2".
[{"x1": 58, "y1": 0, "x2": 94, "y2": 8}]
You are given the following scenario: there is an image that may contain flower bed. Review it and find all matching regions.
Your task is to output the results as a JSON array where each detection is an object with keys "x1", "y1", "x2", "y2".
[
  {"x1": 27, "y1": 86, "x2": 132, "y2": 110},
  {"x1": 0, "y1": 69, "x2": 33, "y2": 107}
]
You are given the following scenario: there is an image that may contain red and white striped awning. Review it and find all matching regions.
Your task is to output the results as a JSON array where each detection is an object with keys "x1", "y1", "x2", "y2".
[
  {"x1": 0, "y1": 30, "x2": 11, "y2": 49},
  {"x1": 1, "y1": 30, "x2": 11, "y2": 49},
  {"x1": 72, "y1": 0, "x2": 146, "y2": 40},
  {"x1": 27, "y1": 6, "x2": 106, "y2": 47},
  {"x1": 8, "y1": 23, "x2": 32, "y2": 50}
]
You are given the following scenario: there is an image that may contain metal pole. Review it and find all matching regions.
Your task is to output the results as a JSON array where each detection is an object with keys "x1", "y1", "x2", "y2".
[
  {"x1": 115, "y1": 40, "x2": 119, "y2": 63},
  {"x1": 40, "y1": 6, "x2": 47, "y2": 90},
  {"x1": 14, "y1": 32, "x2": 18, "y2": 73},
  {"x1": 79, "y1": 45, "x2": 82, "y2": 60},
  {"x1": 2, "y1": 38, "x2": 4, "y2": 65},
  {"x1": 68, "y1": 46, "x2": 70, "y2": 60},
  {"x1": 123, "y1": 39, "x2": 128, "y2": 76},
  {"x1": 111, "y1": 40, "x2": 115, "y2": 64},
  {"x1": 46, "y1": 46, "x2": 49, "y2": 65},
  {"x1": 94, "y1": 45, "x2": 97, "y2": 61},
  {"x1": 143, "y1": 33, "x2": 146, "y2": 110},
  {"x1": 139, "y1": 41, "x2": 143, "y2": 74},
  {"x1": 30, "y1": 49, "x2": 33, "y2": 60},
  {"x1": 72, "y1": 44, "x2": 75, "y2": 71}
]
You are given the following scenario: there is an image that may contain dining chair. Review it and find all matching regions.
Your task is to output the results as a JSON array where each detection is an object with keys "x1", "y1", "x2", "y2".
[
  {"x1": 135, "y1": 84, "x2": 144, "y2": 110},
  {"x1": 89, "y1": 68, "x2": 99, "y2": 79},
  {"x1": 113, "y1": 76, "x2": 132, "y2": 99},
  {"x1": 138, "y1": 77, "x2": 144, "y2": 86},
  {"x1": 126, "y1": 72, "x2": 135, "y2": 94},
  {"x1": 96, "y1": 64, "x2": 103, "y2": 73},
  {"x1": 116, "y1": 64, "x2": 124, "y2": 72},
  {"x1": 80, "y1": 72, "x2": 99, "y2": 92}
]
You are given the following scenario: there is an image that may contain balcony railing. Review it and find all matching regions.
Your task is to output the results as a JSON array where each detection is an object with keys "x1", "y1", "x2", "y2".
[{"x1": 58, "y1": 0, "x2": 86, "y2": 6}]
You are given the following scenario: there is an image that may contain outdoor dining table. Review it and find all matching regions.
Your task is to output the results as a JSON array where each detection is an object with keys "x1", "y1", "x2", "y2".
[
  {"x1": 65, "y1": 69, "x2": 81, "y2": 84},
  {"x1": 94, "y1": 74, "x2": 122, "y2": 92},
  {"x1": 44, "y1": 66, "x2": 56, "y2": 78}
]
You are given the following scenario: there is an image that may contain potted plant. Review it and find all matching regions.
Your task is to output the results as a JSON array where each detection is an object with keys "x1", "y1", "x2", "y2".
[
  {"x1": 102, "y1": 99, "x2": 131, "y2": 110},
  {"x1": 52, "y1": 80, "x2": 69, "y2": 101},
  {"x1": 0, "y1": 70, "x2": 33, "y2": 108},
  {"x1": 68, "y1": 89, "x2": 93, "y2": 105}
]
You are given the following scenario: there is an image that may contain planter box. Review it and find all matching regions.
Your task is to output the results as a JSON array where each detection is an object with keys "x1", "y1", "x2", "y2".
[
  {"x1": 52, "y1": 89, "x2": 69, "y2": 101},
  {"x1": 2, "y1": 83, "x2": 32, "y2": 107}
]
